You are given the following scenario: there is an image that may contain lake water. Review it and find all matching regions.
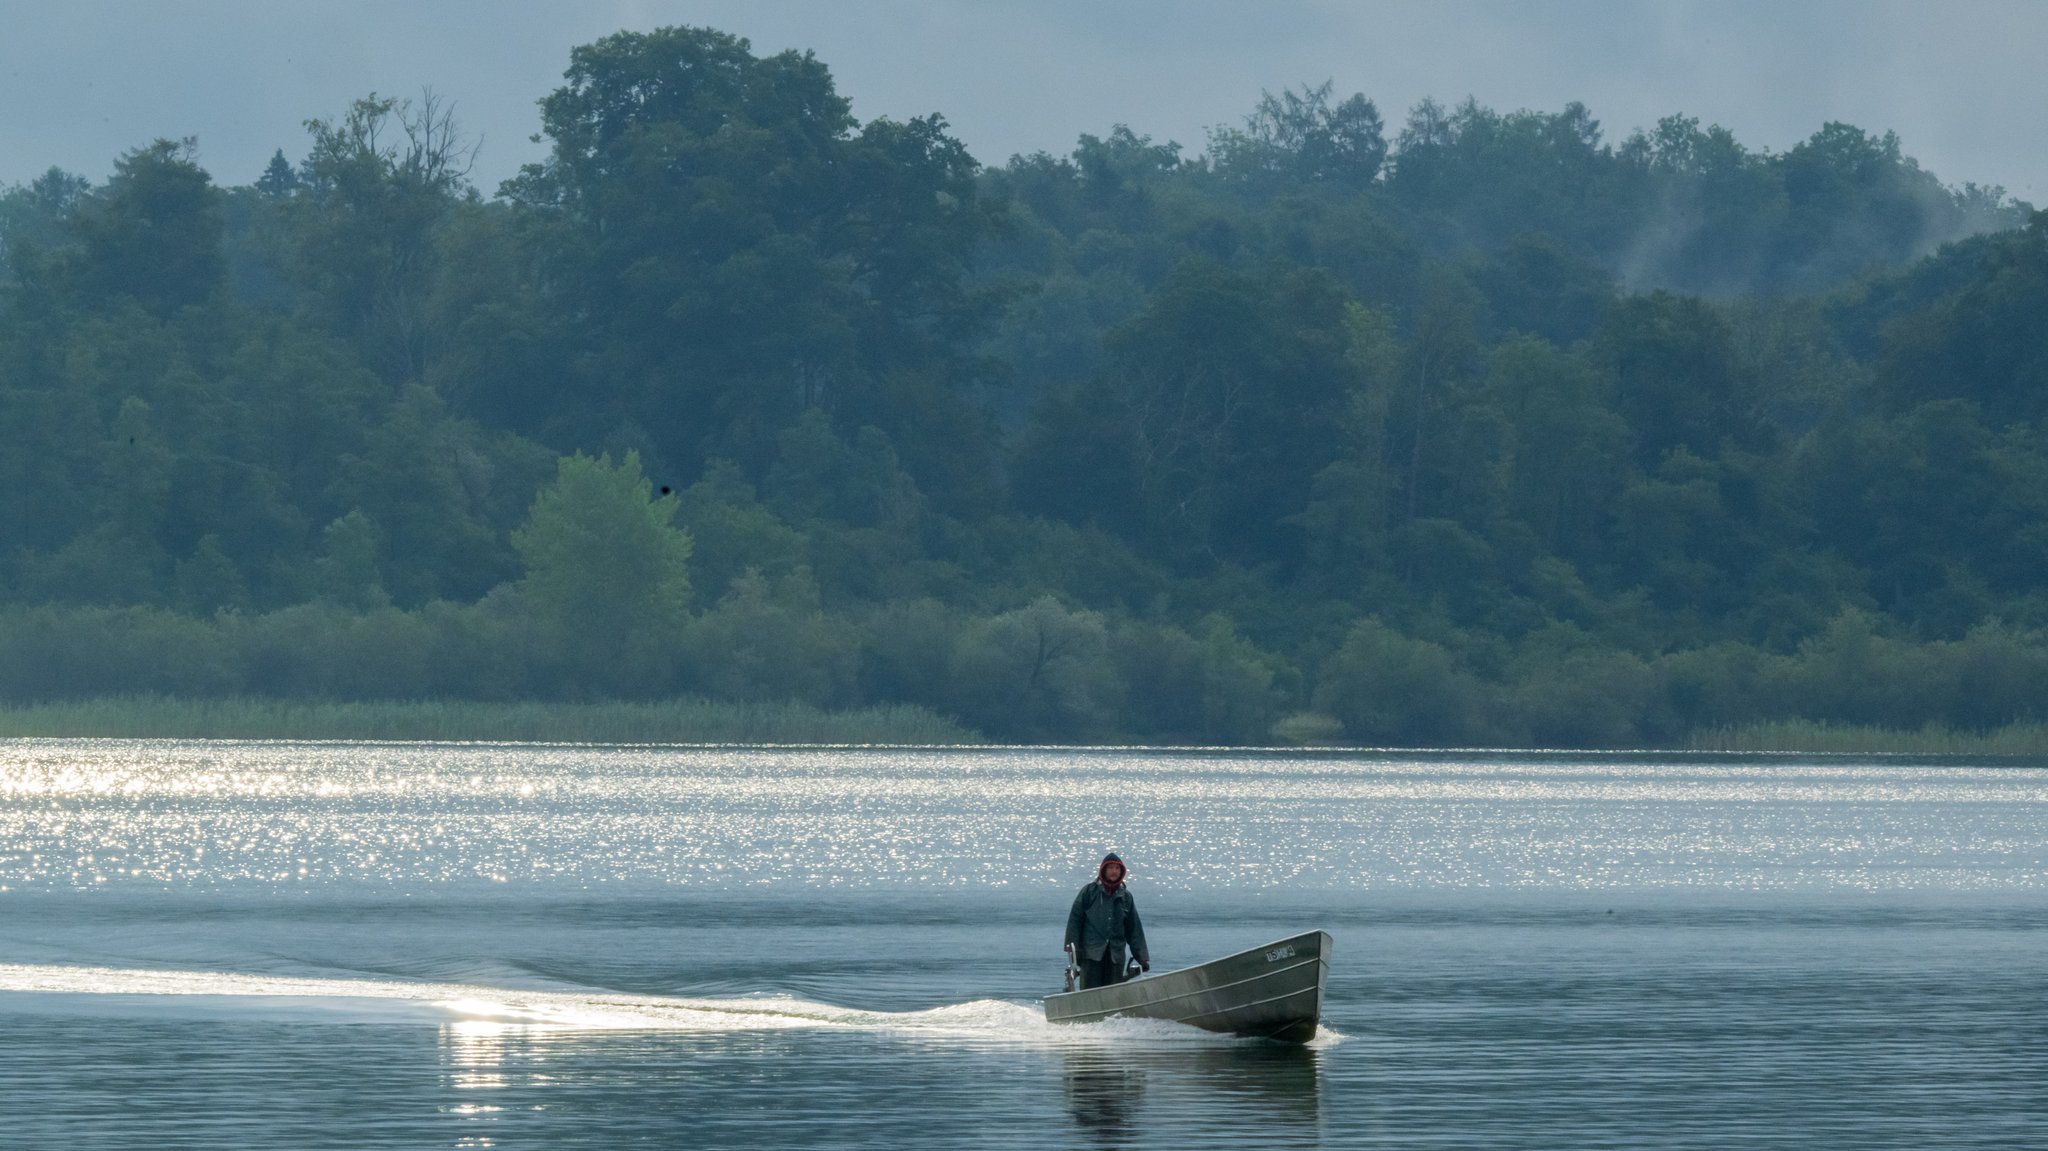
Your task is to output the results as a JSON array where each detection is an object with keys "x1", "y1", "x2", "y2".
[{"x1": 1, "y1": 741, "x2": 2044, "y2": 1148}]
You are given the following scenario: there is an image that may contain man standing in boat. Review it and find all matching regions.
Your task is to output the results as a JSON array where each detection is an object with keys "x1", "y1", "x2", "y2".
[{"x1": 1065, "y1": 852, "x2": 1150, "y2": 989}]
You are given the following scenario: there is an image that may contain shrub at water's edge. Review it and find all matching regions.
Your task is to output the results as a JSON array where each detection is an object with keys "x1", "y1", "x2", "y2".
[
  {"x1": 0, "y1": 696, "x2": 981, "y2": 745},
  {"x1": 12, "y1": 603, "x2": 2048, "y2": 748},
  {"x1": 11, "y1": 694, "x2": 2048, "y2": 755}
]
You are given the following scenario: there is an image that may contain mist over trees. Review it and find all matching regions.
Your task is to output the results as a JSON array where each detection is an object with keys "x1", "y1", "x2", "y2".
[{"x1": 2, "y1": 25, "x2": 2044, "y2": 744}]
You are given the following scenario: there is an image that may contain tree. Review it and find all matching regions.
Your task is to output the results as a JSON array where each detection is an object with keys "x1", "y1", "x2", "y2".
[
  {"x1": 681, "y1": 566, "x2": 858, "y2": 705},
  {"x1": 0, "y1": 167, "x2": 90, "y2": 285},
  {"x1": 673, "y1": 460, "x2": 808, "y2": 602},
  {"x1": 255, "y1": 150, "x2": 300, "y2": 199},
  {"x1": 1072, "y1": 126, "x2": 1182, "y2": 216},
  {"x1": 1879, "y1": 211, "x2": 2048, "y2": 426},
  {"x1": 4, "y1": 54, "x2": 2048, "y2": 746},
  {"x1": 1479, "y1": 335, "x2": 1628, "y2": 560},
  {"x1": 173, "y1": 533, "x2": 246, "y2": 614},
  {"x1": 313, "y1": 509, "x2": 388, "y2": 609},
  {"x1": 333, "y1": 385, "x2": 506, "y2": 605},
  {"x1": 1210, "y1": 81, "x2": 1386, "y2": 187},
  {"x1": 1397, "y1": 269, "x2": 1481, "y2": 523},
  {"x1": 1595, "y1": 292, "x2": 1751, "y2": 469},
  {"x1": 1473, "y1": 232, "x2": 1614, "y2": 345},
  {"x1": 1089, "y1": 259, "x2": 1356, "y2": 566},
  {"x1": 511, "y1": 451, "x2": 693, "y2": 689},
  {"x1": 66, "y1": 139, "x2": 224, "y2": 315},
  {"x1": 506, "y1": 26, "x2": 997, "y2": 492},
  {"x1": 290, "y1": 91, "x2": 477, "y2": 381},
  {"x1": 952, "y1": 597, "x2": 1118, "y2": 739},
  {"x1": 764, "y1": 411, "x2": 924, "y2": 530},
  {"x1": 1292, "y1": 302, "x2": 1400, "y2": 587},
  {"x1": 1314, "y1": 618, "x2": 1480, "y2": 744},
  {"x1": 1386, "y1": 99, "x2": 1622, "y2": 257},
  {"x1": 1776, "y1": 122, "x2": 1940, "y2": 287},
  {"x1": 1112, "y1": 615, "x2": 1290, "y2": 742}
]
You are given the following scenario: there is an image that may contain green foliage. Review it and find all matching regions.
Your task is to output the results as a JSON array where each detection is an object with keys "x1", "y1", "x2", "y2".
[
  {"x1": 1314, "y1": 618, "x2": 1480, "y2": 744},
  {"x1": 679, "y1": 567, "x2": 858, "y2": 706},
  {"x1": 1506, "y1": 623, "x2": 1663, "y2": 746},
  {"x1": 512, "y1": 451, "x2": 693, "y2": 691},
  {"x1": 1596, "y1": 292, "x2": 1754, "y2": 469},
  {"x1": 0, "y1": 606, "x2": 239, "y2": 699},
  {"x1": 1879, "y1": 212, "x2": 2048, "y2": 425},
  {"x1": 673, "y1": 461, "x2": 809, "y2": 601},
  {"x1": 289, "y1": 92, "x2": 477, "y2": 380},
  {"x1": 503, "y1": 26, "x2": 999, "y2": 495},
  {"x1": 314, "y1": 509, "x2": 389, "y2": 608},
  {"x1": 0, "y1": 167, "x2": 91, "y2": 285},
  {"x1": 766, "y1": 411, "x2": 924, "y2": 529},
  {"x1": 952, "y1": 597, "x2": 1119, "y2": 740},
  {"x1": 1481, "y1": 335, "x2": 1630, "y2": 558},
  {"x1": 64, "y1": 140, "x2": 224, "y2": 315},
  {"x1": 1020, "y1": 259, "x2": 1356, "y2": 566},
  {"x1": 1, "y1": 27, "x2": 2045, "y2": 747},
  {"x1": 256, "y1": 150, "x2": 300, "y2": 200},
  {"x1": 172, "y1": 534, "x2": 246, "y2": 614},
  {"x1": 336, "y1": 384, "x2": 522, "y2": 605},
  {"x1": 1112, "y1": 615, "x2": 1291, "y2": 744},
  {"x1": 1209, "y1": 82, "x2": 1387, "y2": 188}
]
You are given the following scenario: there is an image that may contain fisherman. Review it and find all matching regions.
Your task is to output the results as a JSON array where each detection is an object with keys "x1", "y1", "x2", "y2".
[{"x1": 1064, "y1": 852, "x2": 1150, "y2": 989}]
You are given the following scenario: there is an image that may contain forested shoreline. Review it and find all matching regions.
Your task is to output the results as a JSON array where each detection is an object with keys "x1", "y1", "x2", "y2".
[{"x1": 4, "y1": 26, "x2": 2046, "y2": 747}]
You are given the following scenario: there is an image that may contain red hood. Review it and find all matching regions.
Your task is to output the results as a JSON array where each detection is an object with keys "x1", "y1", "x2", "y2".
[{"x1": 1096, "y1": 855, "x2": 1125, "y2": 893}]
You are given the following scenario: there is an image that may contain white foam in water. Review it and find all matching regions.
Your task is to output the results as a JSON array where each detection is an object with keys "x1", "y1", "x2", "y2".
[{"x1": 0, "y1": 963, "x2": 1337, "y2": 1045}]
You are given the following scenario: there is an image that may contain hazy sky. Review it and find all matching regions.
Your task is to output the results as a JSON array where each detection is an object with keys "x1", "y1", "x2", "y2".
[{"x1": 3, "y1": 0, "x2": 2044, "y2": 201}]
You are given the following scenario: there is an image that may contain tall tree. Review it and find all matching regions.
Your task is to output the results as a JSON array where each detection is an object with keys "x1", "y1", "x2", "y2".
[
  {"x1": 512, "y1": 450, "x2": 694, "y2": 691},
  {"x1": 290, "y1": 91, "x2": 476, "y2": 382},
  {"x1": 1209, "y1": 81, "x2": 1386, "y2": 187},
  {"x1": 506, "y1": 26, "x2": 996, "y2": 499},
  {"x1": 66, "y1": 139, "x2": 223, "y2": 316}
]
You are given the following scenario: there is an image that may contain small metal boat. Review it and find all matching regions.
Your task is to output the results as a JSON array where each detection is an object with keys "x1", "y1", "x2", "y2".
[{"x1": 1043, "y1": 930, "x2": 1331, "y2": 1043}]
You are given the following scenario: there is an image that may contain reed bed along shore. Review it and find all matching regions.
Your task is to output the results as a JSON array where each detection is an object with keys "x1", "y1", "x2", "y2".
[
  {"x1": 9, "y1": 699, "x2": 2048, "y2": 756},
  {"x1": 0, "y1": 696, "x2": 981, "y2": 745},
  {"x1": 1688, "y1": 719, "x2": 2048, "y2": 757}
]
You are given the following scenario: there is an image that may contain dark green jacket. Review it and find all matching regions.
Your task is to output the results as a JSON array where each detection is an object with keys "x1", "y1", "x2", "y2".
[{"x1": 1065, "y1": 882, "x2": 1149, "y2": 964}]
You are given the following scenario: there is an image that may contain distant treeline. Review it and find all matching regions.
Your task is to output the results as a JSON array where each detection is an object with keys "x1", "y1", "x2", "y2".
[{"x1": 1, "y1": 26, "x2": 2045, "y2": 746}]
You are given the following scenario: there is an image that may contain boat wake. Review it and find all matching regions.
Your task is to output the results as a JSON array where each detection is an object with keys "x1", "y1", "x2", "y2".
[{"x1": 0, "y1": 963, "x2": 1340, "y2": 1045}]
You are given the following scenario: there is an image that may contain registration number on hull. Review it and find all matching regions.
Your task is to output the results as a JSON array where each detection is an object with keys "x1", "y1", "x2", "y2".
[{"x1": 1265, "y1": 945, "x2": 1297, "y2": 962}]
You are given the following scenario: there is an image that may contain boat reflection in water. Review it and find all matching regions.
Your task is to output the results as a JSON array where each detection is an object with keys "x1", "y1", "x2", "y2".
[
  {"x1": 1061, "y1": 1045, "x2": 1324, "y2": 1146},
  {"x1": 1061, "y1": 1050, "x2": 1145, "y2": 1144}
]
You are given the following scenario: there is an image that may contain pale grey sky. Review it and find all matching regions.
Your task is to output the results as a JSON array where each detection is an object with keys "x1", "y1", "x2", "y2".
[{"x1": 3, "y1": 1, "x2": 2044, "y2": 200}]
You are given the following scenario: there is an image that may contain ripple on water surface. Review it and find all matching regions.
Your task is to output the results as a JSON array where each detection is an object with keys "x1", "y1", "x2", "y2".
[
  {"x1": 2, "y1": 741, "x2": 2046, "y2": 1148},
  {"x1": 2, "y1": 740, "x2": 2047, "y2": 891}
]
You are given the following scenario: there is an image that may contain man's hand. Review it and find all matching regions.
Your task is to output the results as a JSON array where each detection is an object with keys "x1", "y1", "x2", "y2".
[{"x1": 1139, "y1": 959, "x2": 1151, "y2": 972}]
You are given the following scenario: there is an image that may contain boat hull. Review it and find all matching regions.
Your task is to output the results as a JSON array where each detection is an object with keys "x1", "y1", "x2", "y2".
[{"x1": 1043, "y1": 930, "x2": 1331, "y2": 1043}]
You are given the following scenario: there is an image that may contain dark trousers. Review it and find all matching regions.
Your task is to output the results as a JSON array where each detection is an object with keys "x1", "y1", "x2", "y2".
[{"x1": 1078, "y1": 947, "x2": 1130, "y2": 990}]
